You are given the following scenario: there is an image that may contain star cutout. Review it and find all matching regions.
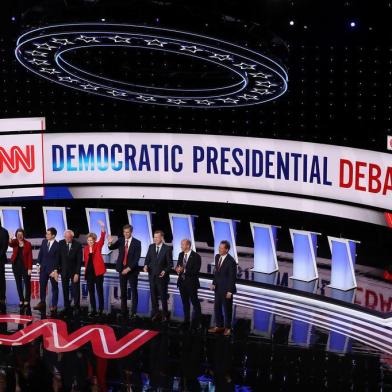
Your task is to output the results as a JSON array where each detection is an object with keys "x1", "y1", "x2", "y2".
[
  {"x1": 26, "y1": 50, "x2": 48, "y2": 57},
  {"x1": 234, "y1": 62, "x2": 257, "y2": 70},
  {"x1": 144, "y1": 39, "x2": 167, "y2": 47},
  {"x1": 255, "y1": 81, "x2": 277, "y2": 88},
  {"x1": 108, "y1": 35, "x2": 132, "y2": 44},
  {"x1": 195, "y1": 99, "x2": 214, "y2": 106},
  {"x1": 167, "y1": 98, "x2": 186, "y2": 105},
  {"x1": 209, "y1": 53, "x2": 233, "y2": 61},
  {"x1": 238, "y1": 94, "x2": 259, "y2": 100},
  {"x1": 39, "y1": 67, "x2": 60, "y2": 75},
  {"x1": 136, "y1": 95, "x2": 156, "y2": 102},
  {"x1": 28, "y1": 58, "x2": 49, "y2": 66},
  {"x1": 251, "y1": 88, "x2": 273, "y2": 95},
  {"x1": 75, "y1": 35, "x2": 100, "y2": 43},
  {"x1": 80, "y1": 84, "x2": 99, "y2": 90},
  {"x1": 33, "y1": 42, "x2": 57, "y2": 51},
  {"x1": 51, "y1": 38, "x2": 75, "y2": 46},
  {"x1": 249, "y1": 72, "x2": 272, "y2": 79},
  {"x1": 106, "y1": 90, "x2": 127, "y2": 97},
  {"x1": 217, "y1": 98, "x2": 239, "y2": 104},
  {"x1": 58, "y1": 76, "x2": 79, "y2": 83},
  {"x1": 180, "y1": 45, "x2": 203, "y2": 54}
]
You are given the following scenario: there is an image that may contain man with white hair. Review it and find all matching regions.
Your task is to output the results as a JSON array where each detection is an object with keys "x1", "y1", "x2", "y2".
[{"x1": 59, "y1": 229, "x2": 83, "y2": 315}]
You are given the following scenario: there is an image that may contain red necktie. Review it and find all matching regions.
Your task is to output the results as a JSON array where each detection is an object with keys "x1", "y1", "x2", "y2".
[{"x1": 123, "y1": 240, "x2": 129, "y2": 266}]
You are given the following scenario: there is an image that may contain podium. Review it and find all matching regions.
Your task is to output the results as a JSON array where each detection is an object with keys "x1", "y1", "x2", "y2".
[
  {"x1": 328, "y1": 237, "x2": 359, "y2": 291},
  {"x1": 289, "y1": 229, "x2": 320, "y2": 282},
  {"x1": 250, "y1": 223, "x2": 280, "y2": 274}
]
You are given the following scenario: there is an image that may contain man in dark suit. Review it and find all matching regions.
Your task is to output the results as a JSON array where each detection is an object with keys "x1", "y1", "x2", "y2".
[
  {"x1": 143, "y1": 230, "x2": 173, "y2": 322},
  {"x1": 0, "y1": 224, "x2": 9, "y2": 309},
  {"x1": 59, "y1": 229, "x2": 83, "y2": 315},
  {"x1": 34, "y1": 227, "x2": 60, "y2": 314},
  {"x1": 175, "y1": 239, "x2": 202, "y2": 329},
  {"x1": 108, "y1": 224, "x2": 141, "y2": 319},
  {"x1": 208, "y1": 240, "x2": 237, "y2": 337}
]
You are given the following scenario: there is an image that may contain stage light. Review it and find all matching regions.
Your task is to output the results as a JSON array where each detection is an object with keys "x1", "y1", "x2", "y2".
[
  {"x1": 11, "y1": 16, "x2": 16, "y2": 22},
  {"x1": 349, "y1": 21, "x2": 356, "y2": 28},
  {"x1": 289, "y1": 20, "x2": 295, "y2": 26},
  {"x1": 101, "y1": 18, "x2": 106, "y2": 22}
]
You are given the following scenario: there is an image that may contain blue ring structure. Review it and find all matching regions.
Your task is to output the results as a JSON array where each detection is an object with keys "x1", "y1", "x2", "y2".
[{"x1": 15, "y1": 23, "x2": 288, "y2": 108}]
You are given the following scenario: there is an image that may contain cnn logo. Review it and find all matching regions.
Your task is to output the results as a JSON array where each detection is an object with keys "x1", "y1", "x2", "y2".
[{"x1": 0, "y1": 145, "x2": 35, "y2": 173}]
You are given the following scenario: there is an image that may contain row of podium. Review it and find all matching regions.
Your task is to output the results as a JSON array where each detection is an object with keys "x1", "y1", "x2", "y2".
[{"x1": 0, "y1": 206, "x2": 358, "y2": 291}]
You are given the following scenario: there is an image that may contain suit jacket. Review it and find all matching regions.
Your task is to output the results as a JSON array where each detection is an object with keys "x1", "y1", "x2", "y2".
[
  {"x1": 83, "y1": 231, "x2": 107, "y2": 276},
  {"x1": 144, "y1": 243, "x2": 173, "y2": 281},
  {"x1": 176, "y1": 250, "x2": 201, "y2": 289},
  {"x1": 108, "y1": 236, "x2": 142, "y2": 273},
  {"x1": 0, "y1": 226, "x2": 9, "y2": 264},
  {"x1": 58, "y1": 239, "x2": 83, "y2": 276},
  {"x1": 9, "y1": 239, "x2": 33, "y2": 270},
  {"x1": 37, "y1": 239, "x2": 60, "y2": 273},
  {"x1": 212, "y1": 253, "x2": 237, "y2": 295}
]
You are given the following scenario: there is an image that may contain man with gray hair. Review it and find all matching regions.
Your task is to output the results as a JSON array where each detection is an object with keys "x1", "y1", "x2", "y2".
[{"x1": 59, "y1": 229, "x2": 83, "y2": 315}]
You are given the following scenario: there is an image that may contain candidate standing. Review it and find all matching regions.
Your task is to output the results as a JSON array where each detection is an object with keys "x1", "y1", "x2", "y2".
[
  {"x1": 175, "y1": 239, "x2": 202, "y2": 329},
  {"x1": 34, "y1": 227, "x2": 60, "y2": 314},
  {"x1": 143, "y1": 230, "x2": 173, "y2": 322},
  {"x1": 208, "y1": 240, "x2": 237, "y2": 337},
  {"x1": 108, "y1": 224, "x2": 141, "y2": 319},
  {"x1": 59, "y1": 229, "x2": 83, "y2": 314},
  {"x1": 0, "y1": 224, "x2": 9, "y2": 309}
]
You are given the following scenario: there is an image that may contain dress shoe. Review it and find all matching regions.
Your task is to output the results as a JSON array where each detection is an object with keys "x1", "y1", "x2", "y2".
[
  {"x1": 208, "y1": 326, "x2": 225, "y2": 334},
  {"x1": 130, "y1": 312, "x2": 137, "y2": 320},
  {"x1": 49, "y1": 306, "x2": 57, "y2": 315},
  {"x1": 223, "y1": 328, "x2": 232, "y2": 337},
  {"x1": 33, "y1": 302, "x2": 46, "y2": 311},
  {"x1": 151, "y1": 313, "x2": 161, "y2": 322}
]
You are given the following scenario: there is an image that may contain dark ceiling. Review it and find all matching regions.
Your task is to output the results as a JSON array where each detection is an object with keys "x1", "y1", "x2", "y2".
[{"x1": 1, "y1": 0, "x2": 392, "y2": 151}]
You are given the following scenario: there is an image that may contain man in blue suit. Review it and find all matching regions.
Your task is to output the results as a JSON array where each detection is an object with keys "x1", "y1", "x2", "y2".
[
  {"x1": 34, "y1": 227, "x2": 60, "y2": 314},
  {"x1": 108, "y1": 224, "x2": 141, "y2": 319}
]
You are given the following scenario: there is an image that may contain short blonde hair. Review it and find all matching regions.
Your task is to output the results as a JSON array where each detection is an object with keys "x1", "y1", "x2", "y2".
[{"x1": 87, "y1": 232, "x2": 97, "y2": 241}]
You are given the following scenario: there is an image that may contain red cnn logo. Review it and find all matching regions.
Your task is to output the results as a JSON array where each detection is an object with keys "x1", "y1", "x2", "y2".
[{"x1": 0, "y1": 145, "x2": 35, "y2": 173}]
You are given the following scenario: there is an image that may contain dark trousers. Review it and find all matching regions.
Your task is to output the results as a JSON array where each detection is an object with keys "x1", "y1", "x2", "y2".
[
  {"x1": 40, "y1": 270, "x2": 59, "y2": 307},
  {"x1": 87, "y1": 275, "x2": 104, "y2": 311},
  {"x1": 119, "y1": 271, "x2": 138, "y2": 314},
  {"x1": 14, "y1": 269, "x2": 31, "y2": 303},
  {"x1": 149, "y1": 275, "x2": 169, "y2": 316},
  {"x1": 214, "y1": 291, "x2": 233, "y2": 328},
  {"x1": 179, "y1": 283, "x2": 201, "y2": 324},
  {"x1": 61, "y1": 273, "x2": 80, "y2": 309},
  {"x1": 0, "y1": 261, "x2": 5, "y2": 301}
]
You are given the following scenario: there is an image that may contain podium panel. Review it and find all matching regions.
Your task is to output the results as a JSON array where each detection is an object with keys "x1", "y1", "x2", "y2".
[
  {"x1": 210, "y1": 217, "x2": 238, "y2": 262},
  {"x1": 85, "y1": 208, "x2": 111, "y2": 255},
  {"x1": 43, "y1": 206, "x2": 67, "y2": 240},
  {"x1": 127, "y1": 210, "x2": 153, "y2": 259},
  {"x1": 169, "y1": 213, "x2": 196, "y2": 260}
]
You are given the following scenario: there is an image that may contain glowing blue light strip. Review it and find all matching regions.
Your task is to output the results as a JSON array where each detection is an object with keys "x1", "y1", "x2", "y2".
[
  {"x1": 42, "y1": 206, "x2": 68, "y2": 240},
  {"x1": 210, "y1": 217, "x2": 238, "y2": 262},
  {"x1": 168, "y1": 213, "x2": 196, "y2": 260},
  {"x1": 127, "y1": 210, "x2": 153, "y2": 259}
]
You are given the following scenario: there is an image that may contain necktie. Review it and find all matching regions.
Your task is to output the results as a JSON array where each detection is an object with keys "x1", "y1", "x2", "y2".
[
  {"x1": 156, "y1": 246, "x2": 160, "y2": 256},
  {"x1": 217, "y1": 256, "x2": 223, "y2": 270},
  {"x1": 182, "y1": 253, "x2": 188, "y2": 279},
  {"x1": 123, "y1": 240, "x2": 129, "y2": 266},
  {"x1": 47, "y1": 241, "x2": 51, "y2": 251},
  {"x1": 67, "y1": 243, "x2": 71, "y2": 254}
]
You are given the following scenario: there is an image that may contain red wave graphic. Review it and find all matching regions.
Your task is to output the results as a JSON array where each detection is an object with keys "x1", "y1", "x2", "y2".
[{"x1": 0, "y1": 314, "x2": 159, "y2": 359}]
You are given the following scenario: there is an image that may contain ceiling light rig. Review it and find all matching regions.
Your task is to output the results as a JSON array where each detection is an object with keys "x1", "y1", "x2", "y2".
[{"x1": 15, "y1": 23, "x2": 288, "y2": 108}]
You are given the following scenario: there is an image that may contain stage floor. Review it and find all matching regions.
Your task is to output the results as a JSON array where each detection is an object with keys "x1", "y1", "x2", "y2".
[{"x1": 0, "y1": 273, "x2": 392, "y2": 391}]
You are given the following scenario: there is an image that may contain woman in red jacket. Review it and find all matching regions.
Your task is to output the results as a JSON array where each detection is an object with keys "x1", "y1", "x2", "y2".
[
  {"x1": 8, "y1": 228, "x2": 33, "y2": 308},
  {"x1": 84, "y1": 220, "x2": 107, "y2": 316}
]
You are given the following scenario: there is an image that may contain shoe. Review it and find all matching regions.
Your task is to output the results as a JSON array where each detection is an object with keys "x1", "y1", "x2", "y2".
[
  {"x1": 151, "y1": 313, "x2": 161, "y2": 322},
  {"x1": 208, "y1": 326, "x2": 225, "y2": 334},
  {"x1": 23, "y1": 301, "x2": 30, "y2": 308},
  {"x1": 89, "y1": 310, "x2": 97, "y2": 317},
  {"x1": 33, "y1": 302, "x2": 46, "y2": 311},
  {"x1": 19, "y1": 301, "x2": 24, "y2": 308},
  {"x1": 181, "y1": 320, "x2": 191, "y2": 330},
  {"x1": 49, "y1": 306, "x2": 57, "y2": 315},
  {"x1": 73, "y1": 306, "x2": 80, "y2": 316},
  {"x1": 130, "y1": 312, "x2": 137, "y2": 320},
  {"x1": 98, "y1": 310, "x2": 104, "y2": 317},
  {"x1": 223, "y1": 328, "x2": 232, "y2": 337}
]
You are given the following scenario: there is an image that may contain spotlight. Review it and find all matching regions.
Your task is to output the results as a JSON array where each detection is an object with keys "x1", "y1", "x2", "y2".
[
  {"x1": 349, "y1": 21, "x2": 356, "y2": 27},
  {"x1": 11, "y1": 16, "x2": 16, "y2": 22},
  {"x1": 289, "y1": 20, "x2": 295, "y2": 26},
  {"x1": 101, "y1": 18, "x2": 106, "y2": 22}
]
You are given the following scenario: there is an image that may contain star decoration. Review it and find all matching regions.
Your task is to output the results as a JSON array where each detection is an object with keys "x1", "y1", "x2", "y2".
[
  {"x1": 136, "y1": 95, "x2": 156, "y2": 102},
  {"x1": 108, "y1": 35, "x2": 132, "y2": 44},
  {"x1": 39, "y1": 67, "x2": 60, "y2": 75},
  {"x1": 217, "y1": 98, "x2": 239, "y2": 104},
  {"x1": 80, "y1": 84, "x2": 99, "y2": 90},
  {"x1": 209, "y1": 53, "x2": 233, "y2": 61},
  {"x1": 167, "y1": 98, "x2": 186, "y2": 105},
  {"x1": 51, "y1": 38, "x2": 75, "y2": 46},
  {"x1": 107, "y1": 90, "x2": 128, "y2": 97},
  {"x1": 255, "y1": 81, "x2": 277, "y2": 88},
  {"x1": 238, "y1": 94, "x2": 259, "y2": 100},
  {"x1": 25, "y1": 50, "x2": 48, "y2": 57},
  {"x1": 33, "y1": 42, "x2": 57, "y2": 51},
  {"x1": 251, "y1": 88, "x2": 273, "y2": 95},
  {"x1": 180, "y1": 45, "x2": 203, "y2": 54},
  {"x1": 58, "y1": 76, "x2": 79, "y2": 83},
  {"x1": 28, "y1": 58, "x2": 49, "y2": 66},
  {"x1": 249, "y1": 72, "x2": 272, "y2": 79},
  {"x1": 75, "y1": 35, "x2": 100, "y2": 43},
  {"x1": 144, "y1": 39, "x2": 167, "y2": 47},
  {"x1": 234, "y1": 62, "x2": 257, "y2": 70},
  {"x1": 195, "y1": 99, "x2": 214, "y2": 106}
]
